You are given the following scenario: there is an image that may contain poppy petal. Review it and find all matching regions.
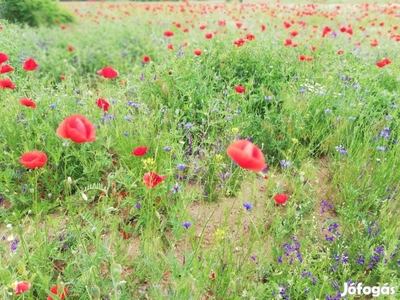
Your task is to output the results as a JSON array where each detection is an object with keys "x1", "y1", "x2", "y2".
[{"x1": 227, "y1": 140, "x2": 266, "y2": 172}]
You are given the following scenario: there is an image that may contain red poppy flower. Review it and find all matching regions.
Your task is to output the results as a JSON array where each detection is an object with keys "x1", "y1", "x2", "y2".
[
  {"x1": 47, "y1": 285, "x2": 68, "y2": 300},
  {"x1": 0, "y1": 79, "x2": 16, "y2": 89},
  {"x1": 0, "y1": 52, "x2": 9, "y2": 64},
  {"x1": 370, "y1": 39, "x2": 378, "y2": 47},
  {"x1": 68, "y1": 45, "x2": 74, "y2": 52},
  {"x1": 311, "y1": 46, "x2": 316, "y2": 51},
  {"x1": 376, "y1": 61, "x2": 386, "y2": 68},
  {"x1": 235, "y1": 86, "x2": 246, "y2": 93},
  {"x1": 60, "y1": 25, "x2": 66, "y2": 30},
  {"x1": 20, "y1": 98, "x2": 36, "y2": 108},
  {"x1": 299, "y1": 55, "x2": 313, "y2": 61},
  {"x1": 290, "y1": 30, "x2": 299, "y2": 37},
  {"x1": 284, "y1": 39, "x2": 292, "y2": 46},
  {"x1": 261, "y1": 24, "x2": 266, "y2": 32},
  {"x1": 164, "y1": 30, "x2": 174, "y2": 37},
  {"x1": 97, "y1": 66, "x2": 118, "y2": 79},
  {"x1": 322, "y1": 26, "x2": 332, "y2": 37},
  {"x1": 337, "y1": 50, "x2": 344, "y2": 55},
  {"x1": 0, "y1": 64, "x2": 14, "y2": 74},
  {"x1": 233, "y1": 38, "x2": 245, "y2": 47},
  {"x1": 283, "y1": 22, "x2": 291, "y2": 29},
  {"x1": 167, "y1": 44, "x2": 174, "y2": 50},
  {"x1": 143, "y1": 172, "x2": 166, "y2": 188},
  {"x1": 132, "y1": 146, "x2": 148, "y2": 156},
  {"x1": 274, "y1": 194, "x2": 288, "y2": 204},
  {"x1": 199, "y1": 25, "x2": 207, "y2": 30},
  {"x1": 246, "y1": 33, "x2": 255, "y2": 40},
  {"x1": 226, "y1": 140, "x2": 266, "y2": 172},
  {"x1": 19, "y1": 151, "x2": 47, "y2": 169},
  {"x1": 142, "y1": 55, "x2": 151, "y2": 63},
  {"x1": 56, "y1": 114, "x2": 97, "y2": 143},
  {"x1": 376, "y1": 58, "x2": 391, "y2": 68},
  {"x1": 96, "y1": 98, "x2": 109, "y2": 111},
  {"x1": 59, "y1": 75, "x2": 66, "y2": 80},
  {"x1": 12, "y1": 281, "x2": 31, "y2": 295},
  {"x1": 236, "y1": 22, "x2": 243, "y2": 28},
  {"x1": 205, "y1": 33, "x2": 213, "y2": 39},
  {"x1": 120, "y1": 229, "x2": 130, "y2": 239},
  {"x1": 194, "y1": 48, "x2": 202, "y2": 56},
  {"x1": 23, "y1": 58, "x2": 38, "y2": 71}
]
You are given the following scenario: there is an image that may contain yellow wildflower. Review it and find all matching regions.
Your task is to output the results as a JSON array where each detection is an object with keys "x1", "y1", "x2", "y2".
[
  {"x1": 214, "y1": 228, "x2": 226, "y2": 241},
  {"x1": 142, "y1": 158, "x2": 155, "y2": 169}
]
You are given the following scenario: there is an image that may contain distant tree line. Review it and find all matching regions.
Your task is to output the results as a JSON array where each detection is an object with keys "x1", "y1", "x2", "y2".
[
  {"x1": 59, "y1": 0, "x2": 182, "y2": 2},
  {"x1": 58, "y1": 0, "x2": 221, "y2": 2}
]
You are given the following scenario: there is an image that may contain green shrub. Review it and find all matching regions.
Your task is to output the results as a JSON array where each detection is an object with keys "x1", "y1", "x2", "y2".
[{"x1": 0, "y1": 0, "x2": 75, "y2": 27}]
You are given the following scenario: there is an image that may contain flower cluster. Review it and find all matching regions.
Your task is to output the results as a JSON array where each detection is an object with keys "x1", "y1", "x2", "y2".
[
  {"x1": 323, "y1": 222, "x2": 341, "y2": 242},
  {"x1": 278, "y1": 237, "x2": 303, "y2": 265}
]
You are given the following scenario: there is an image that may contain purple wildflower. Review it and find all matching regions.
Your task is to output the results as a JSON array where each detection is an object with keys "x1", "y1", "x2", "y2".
[
  {"x1": 184, "y1": 123, "x2": 194, "y2": 130},
  {"x1": 379, "y1": 127, "x2": 390, "y2": 139},
  {"x1": 368, "y1": 222, "x2": 380, "y2": 236},
  {"x1": 171, "y1": 183, "x2": 181, "y2": 194},
  {"x1": 176, "y1": 164, "x2": 187, "y2": 170},
  {"x1": 11, "y1": 238, "x2": 19, "y2": 251},
  {"x1": 280, "y1": 160, "x2": 292, "y2": 168},
  {"x1": 377, "y1": 146, "x2": 388, "y2": 151},
  {"x1": 182, "y1": 222, "x2": 192, "y2": 229},
  {"x1": 243, "y1": 202, "x2": 253, "y2": 211}
]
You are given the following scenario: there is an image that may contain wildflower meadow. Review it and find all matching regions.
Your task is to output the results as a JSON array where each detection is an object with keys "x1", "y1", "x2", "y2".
[{"x1": 0, "y1": 0, "x2": 399, "y2": 299}]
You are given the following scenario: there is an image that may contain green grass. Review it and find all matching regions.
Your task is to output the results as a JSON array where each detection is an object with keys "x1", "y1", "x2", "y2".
[{"x1": 0, "y1": 1, "x2": 399, "y2": 299}]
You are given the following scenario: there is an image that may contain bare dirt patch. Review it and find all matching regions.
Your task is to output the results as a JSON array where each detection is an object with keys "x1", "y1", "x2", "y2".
[{"x1": 311, "y1": 157, "x2": 341, "y2": 241}]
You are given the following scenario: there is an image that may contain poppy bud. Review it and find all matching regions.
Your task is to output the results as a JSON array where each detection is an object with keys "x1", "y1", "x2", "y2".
[
  {"x1": 110, "y1": 262, "x2": 122, "y2": 282},
  {"x1": 274, "y1": 194, "x2": 288, "y2": 204},
  {"x1": 194, "y1": 49, "x2": 202, "y2": 56}
]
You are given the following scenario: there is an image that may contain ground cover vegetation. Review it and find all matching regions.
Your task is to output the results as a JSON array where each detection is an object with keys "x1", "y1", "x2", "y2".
[{"x1": 0, "y1": 0, "x2": 399, "y2": 299}]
